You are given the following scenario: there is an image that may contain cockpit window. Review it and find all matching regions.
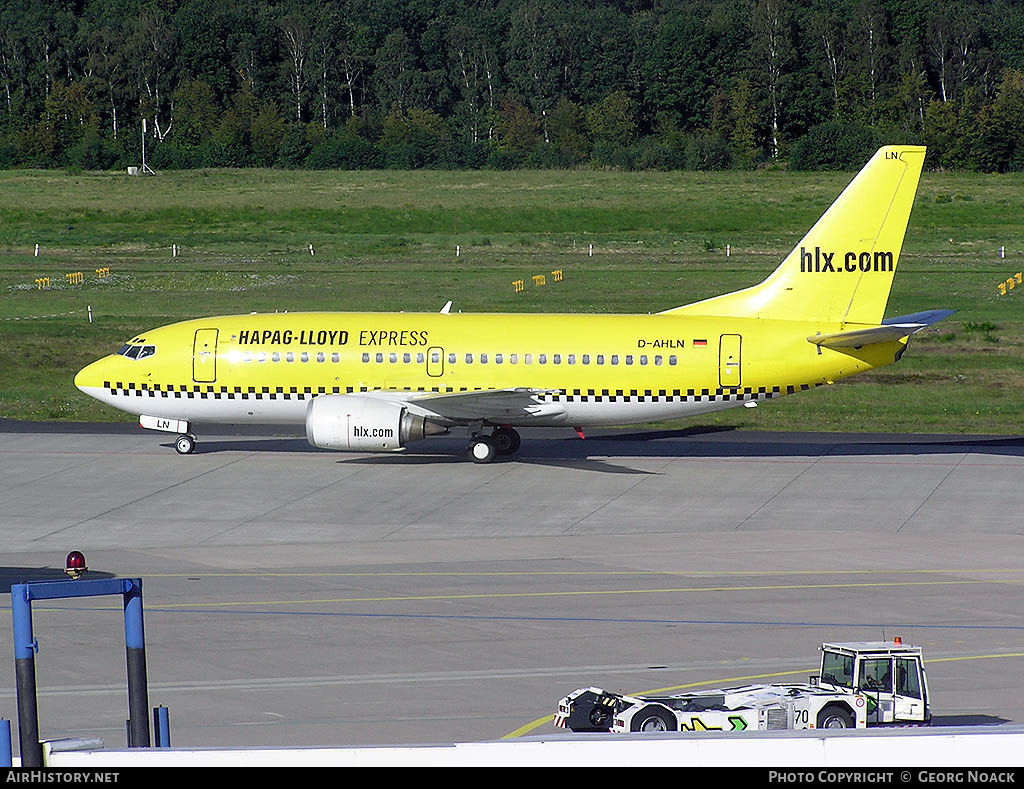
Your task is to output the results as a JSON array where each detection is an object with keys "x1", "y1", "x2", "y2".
[{"x1": 117, "y1": 344, "x2": 156, "y2": 360}]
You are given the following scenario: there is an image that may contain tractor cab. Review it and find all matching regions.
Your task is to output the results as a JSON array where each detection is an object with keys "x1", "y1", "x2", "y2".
[{"x1": 815, "y1": 639, "x2": 930, "y2": 724}]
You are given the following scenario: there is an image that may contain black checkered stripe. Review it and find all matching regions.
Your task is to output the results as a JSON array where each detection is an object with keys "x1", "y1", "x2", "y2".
[
  {"x1": 104, "y1": 382, "x2": 817, "y2": 402},
  {"x1": 546, "y1": 385, "x2": 806, "y2": 403},
  {"x1": 106, "y1": 381, "x2": 376, "y2": 400}
]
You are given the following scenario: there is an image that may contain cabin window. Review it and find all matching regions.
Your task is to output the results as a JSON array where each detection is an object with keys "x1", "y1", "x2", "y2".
[
  {"x1": 286, "y1": 352, "x2": 295, "y2": 362},
  {"x1": 480, "y1": 353, "x2": 488, "y2": 364},
  {"x1": 524, "y1": 354, "x2": 532, "y2": 365},
  {"x1": 654, "y1": 355, "x2": 663, "y2": 366},
  {"x1": 538, "y1": 354, "x2": 546, "y2": 364},
  {"x1": 403, "y1": 353, "x2": 411, "y2": 363},
  {"x1": 388, "y1": 353, "x2": 396, "y2": 363},
  {"x1": 332, "y1": 352, "x2": 340, "y2": 363},
  {"x1": 640, "y1": 355, "x2": 648, "y2": 366},
  {"x1": 495, "y1": 353, "x2": 503, "y2": 364},
  {"x1": 465, "y1": 353, "x2": 473, "y2": 364},
  {"x1": 449, "y1": 353, "x2": 457, "y2": 364},
  {"x1": 375, "y1": 353, "x2": 384, "y2": 363},
  {"x1": 510, "y1": 354, "x2": 518, "y2": 364},
  {"x1": 669, "y1": 355, "x2": 677, "y2": 366},
  {"x1": 553, "y1": 354, "x2": 561, "y2": 364},
  {"x1": 625, "y1": 355, "x2": 634, "y2": 365},
  {"x1": 567, "y1": 354, "x2": 576, "y2": 365},
  {"x1": 611, "y1": 354, "x2": 619, "y2": 365},
  {"x1": 582, "y1": 354, "x2": 590, "y2": 365},
  {"x1": 272, "y1": 352, "x2": 281, "y2": 363},
  {"x1": 417, "y1": 353, "x2": 425, "y2": 363},
  {"x1": 596, "y1": 355, "x2": 604, "y2": 365},
  {"x1": 257, "y1": 352, "x2": 267, "y2": 363}
]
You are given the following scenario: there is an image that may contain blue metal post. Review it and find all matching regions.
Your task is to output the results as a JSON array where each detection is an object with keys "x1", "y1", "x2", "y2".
[
  {"x1": 1, "y1": 719, "x2": 12, "y2": 767},
  {"x1": 11, "y1": 583, "x2": 42, "y2": 767},
  {"x1": 153, "y1": 706, "x2": 170, "y2": 747},
  {"x1": 123, "y1": 579, "x2": 150, "y2": 748}
]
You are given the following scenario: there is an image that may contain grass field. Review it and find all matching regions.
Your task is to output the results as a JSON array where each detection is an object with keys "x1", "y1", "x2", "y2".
[{"x1": 1, "y1": 166, "x2": 1022, "y2": 432}]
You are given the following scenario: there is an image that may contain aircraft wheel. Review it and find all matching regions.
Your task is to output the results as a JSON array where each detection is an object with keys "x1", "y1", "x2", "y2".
[
  {"x1": 468, "y1": 436, "x2": 497, "y2": 464},
  {"x1": 491, "y1": 427, "x2": 521, "y2": 455},
  {"x1": 630, "y1": 705, "x2": 676, "y2": 733},
  {"x1": 175, "y1": 433, "x2": 197, "y2": 455}
]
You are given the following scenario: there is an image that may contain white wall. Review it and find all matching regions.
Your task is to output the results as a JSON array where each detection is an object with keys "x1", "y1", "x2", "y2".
[{"x1": 42, "y1": 726, "x2": 1024, "y2": 767}]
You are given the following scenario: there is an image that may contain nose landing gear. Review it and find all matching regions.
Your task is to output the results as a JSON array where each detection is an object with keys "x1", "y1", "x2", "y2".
[{"x1": 174, "y1": 433, "x2": 197, "y2": 455}]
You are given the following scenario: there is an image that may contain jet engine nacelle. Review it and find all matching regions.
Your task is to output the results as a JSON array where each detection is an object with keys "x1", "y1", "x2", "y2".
[{"x1": 305, "y1": 394, "x2": 447, "y2": 452}]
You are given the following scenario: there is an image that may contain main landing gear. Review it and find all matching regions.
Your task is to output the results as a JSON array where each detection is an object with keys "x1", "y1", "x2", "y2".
[
  {"x1": 174, "y1": 433, "x2": 197, "y2": 455},
  {"x1": 467, "y1": 426, "x2": 521, "y2": 463}
]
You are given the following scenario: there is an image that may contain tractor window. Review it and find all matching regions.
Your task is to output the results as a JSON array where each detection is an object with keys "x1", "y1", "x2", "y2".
[
  {"x1": 858, "y1": 658, "x2": 893, "y2": 693},
  {"x1": 896, "y1": 658, "x2": 922, "y2": 699},
  {"x1": 820, "y1": 651, "x2": 854, "y2": 688}
]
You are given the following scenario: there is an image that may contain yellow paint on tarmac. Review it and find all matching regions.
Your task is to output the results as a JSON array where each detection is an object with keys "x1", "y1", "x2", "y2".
[
  {"x1": 139, "y1": 568, "x2": 1024, "y2": 579},
  {"x1": 23, "y1": 575, "x2": 1019, "y2": 614},
  {"x1": 135, "y1": 578, "x2": 1019, "y2": 610}
]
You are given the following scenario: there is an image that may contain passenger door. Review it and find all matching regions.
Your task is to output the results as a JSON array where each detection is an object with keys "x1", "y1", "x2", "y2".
[
  {"x1": 193, "y1": 328, "x2": 219, "y2": 383},
  {"x1": 719, "y1": 334, "x2": 742, "y2": 389}
]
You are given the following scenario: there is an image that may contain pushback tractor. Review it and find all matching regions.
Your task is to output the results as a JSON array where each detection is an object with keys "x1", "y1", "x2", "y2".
[{"x1": 554, "y1": 640, "x2": 931, "y2": 733}]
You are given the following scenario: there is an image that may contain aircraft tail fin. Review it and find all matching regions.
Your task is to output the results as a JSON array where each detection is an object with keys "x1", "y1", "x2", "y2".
[{"x1": 662, "y1": 145, "x2": 927, "y2": 325}]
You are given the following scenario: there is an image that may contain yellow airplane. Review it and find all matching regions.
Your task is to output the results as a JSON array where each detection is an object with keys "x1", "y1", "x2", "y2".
[{"x1": 75, "y1": 145, "x2": 950, "y2": 462}]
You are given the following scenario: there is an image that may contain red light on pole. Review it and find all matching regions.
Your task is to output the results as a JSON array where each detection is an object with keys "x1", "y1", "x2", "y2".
[{"x1": 65, "y1": 551, "x2": 87, "y2": 580}]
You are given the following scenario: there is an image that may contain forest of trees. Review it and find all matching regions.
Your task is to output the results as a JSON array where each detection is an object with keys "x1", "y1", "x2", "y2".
[{"x1": 2, "y1": 0, "x2": 1024, "y2": 172}]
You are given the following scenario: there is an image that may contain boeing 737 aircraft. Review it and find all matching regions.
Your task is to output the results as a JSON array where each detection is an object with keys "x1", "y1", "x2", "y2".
[{"x1": 76, "y1": 145, "x2": 950, "y2": 462}]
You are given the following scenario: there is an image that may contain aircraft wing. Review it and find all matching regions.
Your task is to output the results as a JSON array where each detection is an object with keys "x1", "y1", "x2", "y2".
[
  {"x1": 396, "y1": 388, "x2": 566, "y2": 422},
  {"x1": 808, "y1": 309, "x2": 954, "y2": 349}
]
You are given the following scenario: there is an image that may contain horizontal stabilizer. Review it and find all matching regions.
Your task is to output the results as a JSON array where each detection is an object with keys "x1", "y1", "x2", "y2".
[{"x1": 809, "y1": 309, "x2": 954, "y2": 349}]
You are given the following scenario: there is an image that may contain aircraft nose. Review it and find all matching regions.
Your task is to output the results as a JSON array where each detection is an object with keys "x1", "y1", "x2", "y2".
[{"x1": 75, "y1": 357, "x2": 110, "y2": 392}]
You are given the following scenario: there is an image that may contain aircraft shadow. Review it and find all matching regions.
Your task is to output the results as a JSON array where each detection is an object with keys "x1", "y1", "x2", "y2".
[
  {"x1": 162, "y1": 428, "x2": 1024, "y2": 474},
  {"x1": 160, "y1": 437, "x2": 315, "y2": 454},
  {"x1": 334, "y1": 451, "x2": 656, "y2": 475},
  {"x1": 1, "y1": 566, "x2": 117, "y2": 593}
]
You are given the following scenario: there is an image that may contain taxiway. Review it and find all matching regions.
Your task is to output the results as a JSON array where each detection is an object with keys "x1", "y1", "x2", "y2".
[{"x1": 1, "y1": 422, "x2": 1021, "y2": 750}]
